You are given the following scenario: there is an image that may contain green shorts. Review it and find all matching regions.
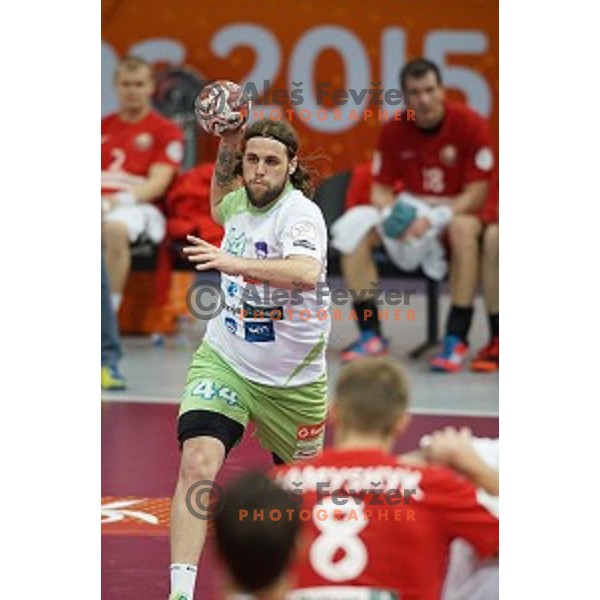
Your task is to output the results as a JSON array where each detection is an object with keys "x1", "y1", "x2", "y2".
[{"x1": 179, "y1": 341, "x2": 328, "y2": 463}]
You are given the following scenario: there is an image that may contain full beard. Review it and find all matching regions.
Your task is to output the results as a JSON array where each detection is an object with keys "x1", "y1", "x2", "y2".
[{"x1": 244, "y1": 180, "x2": 287, "y2": 207}]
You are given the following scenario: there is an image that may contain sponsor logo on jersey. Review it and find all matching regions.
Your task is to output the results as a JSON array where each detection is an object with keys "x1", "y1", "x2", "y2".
[
  {"x1": 254, "y1": 240, "x2": 268, "y2": 259},
  {"x1": 296, "y1": 420, "x2": 326, "y2": 441},
  {"x1": 291, "y1": 221, "x2": 317, "y2": 241},
  {"x1": 439, "y1": 144, "x2": 458, "y2": 166},
  {"x1": 223, "y1": 302, "x2": 243, "y2": 316},
  {"x1": 292, "y1": 425, "x2": 325, "y2": 461},
  {"x1": 166, "y1": 140, "x2": 184, "y2": 163},
  {"x1": 475, "y1": 147, "x2": 494, "y2": 171},
  {"x1": 222, "y1": 227, "x2": 247, "y2": 257},
  {"x1": 292, "y1": 239, "x2": 317, "y2": 252},
  {"x1": 244, "y1": 320, "x2": 275, "y2": 342},
  {"x1": 134, "y1": 132, "x2": 154, "y2": 151},
  {"x1": 292, "y1": 446, "x2": 321, "y2": 461},
  {"x1": 226, "y1": 279, "x2": 239, "y2": 298},
  {"x1": 243, "y1": 302, "x2": 285, "y2": 321},
  {"x1": 225, "y1": 317, "x2": 238, "y2": 334}
]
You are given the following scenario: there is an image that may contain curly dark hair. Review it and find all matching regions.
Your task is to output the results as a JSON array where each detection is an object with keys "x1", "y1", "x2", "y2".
[{"x1": 236, "y1": 119, "x2": 315, "y2": 198}]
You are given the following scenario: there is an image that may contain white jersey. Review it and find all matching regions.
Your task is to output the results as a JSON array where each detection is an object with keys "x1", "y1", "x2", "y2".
[
  {"x1": 442, "y1": 438, "x2": 499, "y2": 600},
  {"x1": 205, "y1": 184, "x2": 330, "y2": 387}
]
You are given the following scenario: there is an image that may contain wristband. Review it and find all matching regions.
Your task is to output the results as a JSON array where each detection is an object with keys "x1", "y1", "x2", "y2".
[{"x1": 115, "y1": 191, "x2": 137, "y2": 207}]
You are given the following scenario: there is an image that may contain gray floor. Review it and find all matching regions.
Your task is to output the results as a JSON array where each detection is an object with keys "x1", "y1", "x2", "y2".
[{"x1": 103, "y1": 282, "x2": 498, "y2": 417}]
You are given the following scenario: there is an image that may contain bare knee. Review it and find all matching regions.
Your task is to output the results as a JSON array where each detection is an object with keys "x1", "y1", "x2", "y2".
[
  {"x1": 482, "y1": 224, "x2": 499, "y2": 264},
  {"x1": 178, "y1": 441, "x2": 223, "y2": 485},
  {"x1": 367, "y1": 228, "x2": 382, "y2": 249},
  {"x1": 448, "y1": 215, "x2": 483, "y2": 252},
  {"x1": 102, "y1": 221, "x2": 130, "y2": 252}
]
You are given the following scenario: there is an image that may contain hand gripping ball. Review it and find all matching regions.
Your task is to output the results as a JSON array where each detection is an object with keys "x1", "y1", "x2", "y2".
[{"x1": 194, "y1": 80, "x2": 251, "y2": 136}]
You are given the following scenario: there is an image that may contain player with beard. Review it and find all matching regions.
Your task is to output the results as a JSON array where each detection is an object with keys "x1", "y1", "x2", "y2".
[{"x1": 168, "y1": 119, "x2": 330, "y2": 600}]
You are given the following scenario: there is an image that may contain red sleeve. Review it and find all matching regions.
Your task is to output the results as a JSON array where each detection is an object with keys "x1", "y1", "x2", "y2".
[
  {"x1": 345, "y1": 162, "x2": 373, "y2": 210},
  {"x1": 372, "y1": 122, "x2": 402, "y2": 187},
  {"x1": 427, "y1": 469, "x2": 499, "y2": 559},
  {"x1": 462, "y1": 114, "x2": 495, "y2": 185},
  {"x1": 152, "y1": 120, "x2": 184, "y2": 168}
]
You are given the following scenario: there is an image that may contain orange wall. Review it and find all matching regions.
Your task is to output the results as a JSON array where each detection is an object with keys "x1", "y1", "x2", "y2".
[{"x1": 102, "y1": 0, "x2": 498, "y2": 176}]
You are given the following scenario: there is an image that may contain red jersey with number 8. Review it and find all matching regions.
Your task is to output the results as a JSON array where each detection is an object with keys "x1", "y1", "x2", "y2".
[{"x1": 275, "y1": 447, "x2": 498, "y2": 600}]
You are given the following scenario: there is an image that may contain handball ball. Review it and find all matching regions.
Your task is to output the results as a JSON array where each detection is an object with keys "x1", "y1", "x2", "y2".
[{"x1": 194, "y1": 80, "x2": 251, "y2": 136}]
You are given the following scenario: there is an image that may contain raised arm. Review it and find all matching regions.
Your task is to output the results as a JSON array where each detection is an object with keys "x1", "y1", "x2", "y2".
[
  {"x1": 421, "y1": 427, "x2": 499, "y2": 496},
  {"x1": 211, "y1": 128, "x2": 245, "y2": 224}
]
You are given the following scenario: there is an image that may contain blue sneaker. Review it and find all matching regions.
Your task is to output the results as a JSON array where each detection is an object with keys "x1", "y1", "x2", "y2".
[
  {"x1": 429, "y1": 335, "x2": 469, "y2": 373},
  {"x1": 341, "y1": 331, "x2": 389, "y2": 363},
  {"x1": 101, "y1": 365, "x2": 127, "y2": 390}
]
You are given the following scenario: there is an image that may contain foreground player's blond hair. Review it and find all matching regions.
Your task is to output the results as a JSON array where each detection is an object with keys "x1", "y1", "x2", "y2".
[{"x1": 335, "y1": 357, "x2": 410, "y2": 438}]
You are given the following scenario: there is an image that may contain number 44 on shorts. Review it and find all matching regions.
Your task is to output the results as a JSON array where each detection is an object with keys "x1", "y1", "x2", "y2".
[{"x1": 190, "y1": 380, "x2": 240, "y2": 407}]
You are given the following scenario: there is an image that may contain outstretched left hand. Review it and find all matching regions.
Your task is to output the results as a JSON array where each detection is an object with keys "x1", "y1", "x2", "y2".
[{"x1": 183, "y1": 235, "x2": 241, "y2": 275}]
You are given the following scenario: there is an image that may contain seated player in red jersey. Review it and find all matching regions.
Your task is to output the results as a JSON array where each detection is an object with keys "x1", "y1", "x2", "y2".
[
  {"x1": 101, "y1": 56, "x2": 184, "y2": 313},
  {"x1": 273, "y1": 358, "x2": 499, "y2": 599},
  {"x1": 332, "y1": 58, "x2": 499, "y2": 373}
]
